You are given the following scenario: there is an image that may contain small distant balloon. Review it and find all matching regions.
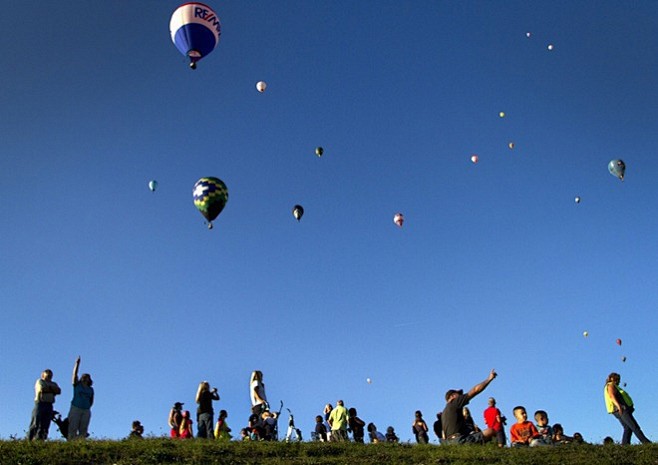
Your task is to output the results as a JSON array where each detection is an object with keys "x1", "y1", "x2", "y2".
[
  {"x1": 508, "y1": 142, "x2": 515, "y2": 150},
  {"x1": 583, "y1": 331, "x2": 588, "y2": 337},
  {"x1": 547, "y1": 44, "x2": 554, "y2": 51},
  {"x1": 148, "y1": 180, "x2": 158, "y2": 192},
  {"x1": 575, "y1": 196, "x2": 581, "y2": 203},
  {"x1": 622, "y1": 382, "x2": 627, "y2": 387},
  {"x1": 471, "y1": 154, "x2": 479, "y2": 164},
  {"x1": 616, "y1": 338, "x2": 622, "y2": 346},
  {"x1": 315, "y1": 147, "x2": 324, "y2": 157},
  {"x1": 393, "y1": 212, "x2": 404, "y2": 228},
  {"x1": 499, "y1": 111, "x2": 505, "y2": 118},
  {"x1": 621, "y1": 356, "x2": 627, "y2": 363},
  {"x1": 292, "y1": 204, "x2": 304, "y2": 221},
  {"x1": 256, "y1": 81, "x2": 267, "y2": 93},
  {"x1": 526, "y1": 32, "x2": 532, "y2": 38},
  {"x1": 366, "y1": 378, "x2": 372, "y2": 384},
  {"x1": 608, "y1": 159, "x2": 625, "y2": 181}
]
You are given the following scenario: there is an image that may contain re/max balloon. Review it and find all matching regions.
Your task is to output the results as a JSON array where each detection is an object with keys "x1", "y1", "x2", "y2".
[
  {"x1": 170, "y1": 3, "x2": 221, "y2": 69},
  {"x1": 193, "y1": 177, "x2": 228, "y2": 229},
  {"x1": 608, "y1": 159, "x2": 625, "y2": 181},
  {"x1": 292, "y1": 205, "x2": 304, "y2": 221}
]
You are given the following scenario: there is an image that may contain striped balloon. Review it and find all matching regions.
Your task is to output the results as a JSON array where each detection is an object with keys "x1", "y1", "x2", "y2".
[{"x1": 170, "y1": 3, "x2": 221, "y2": 69}]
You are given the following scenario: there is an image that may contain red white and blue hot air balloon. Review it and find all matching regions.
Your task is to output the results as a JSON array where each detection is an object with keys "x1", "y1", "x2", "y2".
[{"x1": 170, "y1": 3, "x2": 221, "y2": 69}]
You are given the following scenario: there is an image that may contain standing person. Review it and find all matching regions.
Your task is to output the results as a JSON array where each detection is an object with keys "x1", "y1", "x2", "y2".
[
  {"x1": 196, "y1": 381, "x2": 219, "y2": 438},
  {"x1": 323, "y1": 403, "x2": 333, "y2": 441},
  {"x1": 328, "y1": 399, "x2": 350, "y2": 441},
  {"x1": 67, "y1": 356, "x2": 94, "y2": 440},
  {"x1": 483, "y1": 397, "x2": 506, "y2": 447},
  {"x1": 348, "y1": 407, "x2": 365, "y2": 443},
  {"x1": 249, "y1": 371, "x2": 268, "y2": 415},
  {"x1": 412, "y1": 410, "x2": 430, "y2": 444},
  {"x1": 28, "y1": 369, "x2": 61, "y2": 440},
  {"x1": 314, "y1": 415, "x2": 328, "y2": 441},
  {"x1": 168, "y1": 402, "x2": 184, "y2": 438},
  {"x1": 433, "y1": 412, "x2": 443, "y2": 443},
  {"x1": 441, "y1": 369, "x2": 497, "y2": 444},
  {"x1": 604, "y1": 372, "x2": 651, "y2": 444}
]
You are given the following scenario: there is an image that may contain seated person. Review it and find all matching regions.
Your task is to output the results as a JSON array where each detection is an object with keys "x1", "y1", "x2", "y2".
[
  {"x1": 552, "y1": 423, "x2": 573, "y2": 445},
  {"x1": 509, "y1": 406, "x2": 539, "y2": 447},
  {"x1": 531, "y1": 410, "x2": 553, "y2": 446}
]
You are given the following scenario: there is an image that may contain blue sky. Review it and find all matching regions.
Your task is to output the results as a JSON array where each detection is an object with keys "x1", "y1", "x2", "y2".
[{"x1": 2, "y1": 0, "x2": 658, "y2": 443}]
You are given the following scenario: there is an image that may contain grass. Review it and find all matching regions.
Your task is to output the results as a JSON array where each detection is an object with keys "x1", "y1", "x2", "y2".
[{"x1": 1, "y1": 439, "x2": 657, "y2": 465}]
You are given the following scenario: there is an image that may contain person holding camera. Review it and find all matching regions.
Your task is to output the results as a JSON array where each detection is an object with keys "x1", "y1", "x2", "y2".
[
  {"x1": 195, "y1": 381, "x2": 220, "y2": 438},
  {"x1": 483, "y1": 397, "x2": 506, "y2": 447}
]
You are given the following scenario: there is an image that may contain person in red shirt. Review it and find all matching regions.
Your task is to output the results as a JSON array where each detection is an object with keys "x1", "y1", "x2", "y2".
[
  {"x1": 483, "y1": 397, "x2": 506, "y2": 447},
  {"x1": 509, "y1": 406, "x2": 539, "y2": 447}
]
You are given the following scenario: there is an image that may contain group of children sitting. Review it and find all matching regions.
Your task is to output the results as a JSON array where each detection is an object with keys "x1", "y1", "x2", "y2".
[{"x1": 508, "y1": 406, "x2": 584, "y2": 447}]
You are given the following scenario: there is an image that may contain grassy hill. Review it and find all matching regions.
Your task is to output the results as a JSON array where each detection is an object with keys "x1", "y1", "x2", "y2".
[{"x1": 2, "y1": 439, "x2": 657, "y2": 465}]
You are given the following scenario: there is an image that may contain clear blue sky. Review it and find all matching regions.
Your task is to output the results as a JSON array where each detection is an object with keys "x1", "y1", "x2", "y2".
[{"x1": 2, "y1": 0, "x2": 658, "y2": 443}]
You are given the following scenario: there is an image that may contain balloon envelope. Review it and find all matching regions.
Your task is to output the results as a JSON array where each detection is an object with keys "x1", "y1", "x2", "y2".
[
  {"x1": 583, "y1": 331, "x2": 588, "y2": 337},
  {"x1": 508, "y1": 142, "x2": 515, "y2": 149},
  {"x1": 393, "y1": 213, "x2": 404, "y2": 227},
  {"x1": 471, "y1": 155, "x2": 479, "y2": 164},
  {"x1": 193, "y1": 177, "x2": 228, "y2": 227},
  {"x1": 292, "y1": 204, "x2": 304, "y2": 221},
  {"x1": 256, "y1": 81, "x2": 267, "y2": 92},
  {"x1": 608, "y1": 159, "x2": 625, "y2": 181},
  {"x1": 148, "y1": 180, "x2": 158, "y2": 192},
  {"x1": 616, "y1": 338, "x2": 622, "y2": 346},
  {"x1": 170, "y1": 3, "x2": 221, "y2": 68},
  {"x1": 575, "y1": 196, "x2": 581, "y2": 203},
  {"x1": 315, "y1": 147, "x2": 324, "y2": 157}
]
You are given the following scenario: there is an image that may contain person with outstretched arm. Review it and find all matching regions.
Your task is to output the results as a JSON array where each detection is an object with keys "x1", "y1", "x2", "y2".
[{"x1": 441, "y1": 369, "x2": 497, "y2": 445}]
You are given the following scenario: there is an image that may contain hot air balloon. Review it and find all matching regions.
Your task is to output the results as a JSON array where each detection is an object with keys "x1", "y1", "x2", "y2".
[
  {"x1": 315, "y1": 147, "x2": 324, "y2": 157},
  {"x1": 149, "y1": 180, "x2": 158, "y2": 192},
  {"x1": 193, "y1": 177, "x2": 228, "y2": 229},
  {"x1": 621, "y1": 356, "x2": 627, "y2": 362},
  {"x1": 292, "y1": 204, "x2": 304, "y2": 221},
  {"x1": 393, "y1": 213, "x2": 404, "y2": 227},
  {"x1": 547, "y1": 44, "x2": 554, "y2": 51},
  {"x1": 366, "y1": 378, "x2": 372, "y2": 384},
  {"x1": 508, "y1": 142, "x2": 515, "y2": 150},
  {"x1": 583, "y1": 331, "x2": 589, "y2": 337},
  {"x1": 471, "y1": 154, "x2": 479, "y2": 164},
  {"x1": 499, "y1": 111, "x2": 505, "y2": 118},
  {"x1": 170, "y1": 3, "x2": 221, "y2": 69},
  {"x1": 256, "y1": 81, "x2": 267, "y2": 93},
  {"x1": 616, "y1": 338, "x2": 622, "y2": 346},
  {"x1": 608, "y1": 159, "x2": 625, "y2": 181},
  {"x1": 575, "y1": 196, "x2": 581, "y2": 203}
]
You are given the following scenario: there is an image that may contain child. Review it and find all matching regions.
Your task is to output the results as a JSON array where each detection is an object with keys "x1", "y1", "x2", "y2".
[
  {"x1": 385, "y1": 426, "x2": 399, "y2": 443},
  {"x1": 552, "y1": 423, "x2": 573, "y2": 445},
  {"x1": 509, "y1": 406, "x2": 539, "y2": 447},
  {"x1": 315, "y1": 415, "x2": 328, "y2": 441},
  {"x1": 240, "y1": 428, "x2": 251, "y2": 441},
  {"x1": 367, "y1": 423, "x2": 385, "y2": 443},
  {"x1": 129, "y1": 420, "x2": 144, "y2": 439},
  {"x1": 531, "y1": 410, "x2": 553, "y2": 446},
  {"x1": 214, "y1": 409, "x2": 232, "y2": 440},
  {"x1": 179, "y1": 410, "x2": 194, "y2": 439}
]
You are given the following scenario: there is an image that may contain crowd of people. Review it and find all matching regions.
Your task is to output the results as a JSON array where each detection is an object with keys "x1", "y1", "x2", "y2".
[{"x1": 27, "y1": 365, "x2": 652, "y2": 447}]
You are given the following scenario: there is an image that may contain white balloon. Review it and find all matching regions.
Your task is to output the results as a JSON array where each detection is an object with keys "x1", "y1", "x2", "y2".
[
  {"x1": 471, "y1": 155, "x2": 479, "y2": 164},
  {"x1": 547, "y1": 44, "x2": 554, "y2": 51},
  {"x1": 366, "y1": 378, "x2": 372, "y2": 384},
  {"x1": 256, "y1": 81, "x2": 267, "y2": 92}
]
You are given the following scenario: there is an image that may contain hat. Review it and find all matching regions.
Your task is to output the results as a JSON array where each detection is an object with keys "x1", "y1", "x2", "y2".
[{"x1": 174, "y1": 402, "x2": 184, "y2": 408}]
